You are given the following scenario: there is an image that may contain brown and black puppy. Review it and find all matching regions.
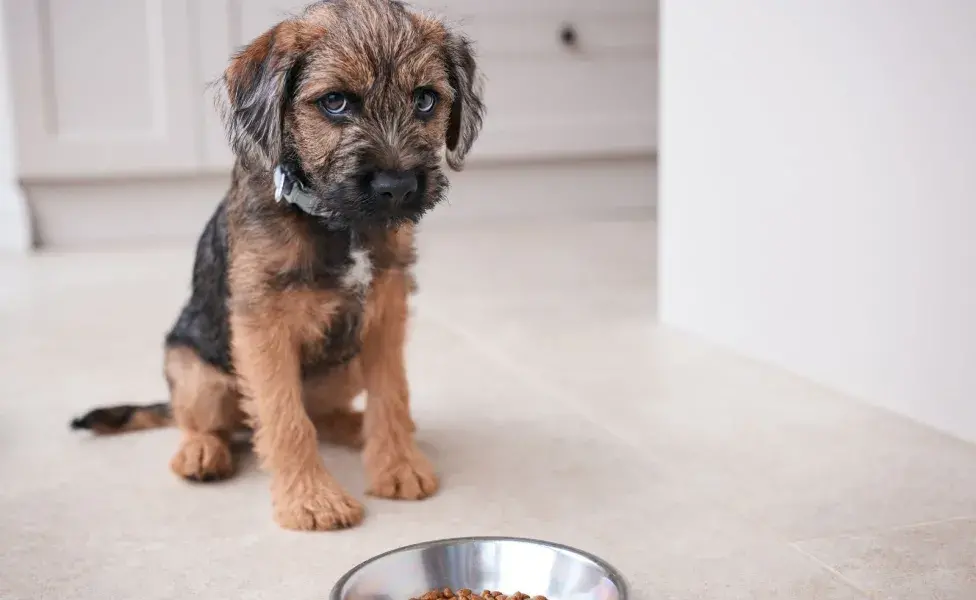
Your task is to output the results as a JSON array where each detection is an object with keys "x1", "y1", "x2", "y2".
[{"x1": 70, "y1": 0, "x2": 484, "y2": 531}]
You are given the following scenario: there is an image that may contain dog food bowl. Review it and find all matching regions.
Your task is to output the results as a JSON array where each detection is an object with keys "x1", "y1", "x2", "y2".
[{"x1": 330, "y1": 536, "x2": 627, "y2": 600}]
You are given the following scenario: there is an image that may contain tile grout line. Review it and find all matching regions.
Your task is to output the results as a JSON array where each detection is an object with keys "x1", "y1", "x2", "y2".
[
  {"x1": 788, "y1": 542, "x2": 875, "y2": 599},
  {"x1": 790, "y1": 514, "x2": 976, "y2": 546}
]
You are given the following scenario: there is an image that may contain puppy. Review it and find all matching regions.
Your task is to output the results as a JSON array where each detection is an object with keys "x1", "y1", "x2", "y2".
[{"x1": 70, "y1": 0, "x2": 484, "y2": 531}]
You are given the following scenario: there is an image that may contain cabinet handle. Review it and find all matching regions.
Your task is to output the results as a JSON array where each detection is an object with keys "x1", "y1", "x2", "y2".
[{"x1": 559, "y1": 24, "x2": 578, "y2": 48}]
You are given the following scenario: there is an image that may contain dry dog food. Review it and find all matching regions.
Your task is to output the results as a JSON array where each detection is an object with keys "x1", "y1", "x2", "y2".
[{"x1": 411, "y1": 588, "x2": 548, "y2": 600}]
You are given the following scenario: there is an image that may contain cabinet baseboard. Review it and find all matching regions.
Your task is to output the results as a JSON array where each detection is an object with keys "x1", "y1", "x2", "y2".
[
  {"x1": 0, "y1": 183, "x2": 31, "y2": 252},
  {"x1": 26, "y1": 156, "x2": 656, "y2": 251}
]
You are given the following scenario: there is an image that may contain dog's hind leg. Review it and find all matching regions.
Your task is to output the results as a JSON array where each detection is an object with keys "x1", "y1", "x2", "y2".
[
  {"x1": 304, "y1": 361, "x2": 366, "y2": 450},
  {"x1": 165, "y1": 345, "x2": 243, "y2": 482}
]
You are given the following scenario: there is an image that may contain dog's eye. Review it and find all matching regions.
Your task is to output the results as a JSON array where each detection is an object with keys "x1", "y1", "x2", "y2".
[
  {"x1": 319, "y1": 92, "x2": 349, "y2": 116},
  {"x1": 414, "y1": 89, "x2": 438, "y2": 115}
]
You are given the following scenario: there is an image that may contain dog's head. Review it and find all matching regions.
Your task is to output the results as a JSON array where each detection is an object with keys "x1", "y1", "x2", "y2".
[{"x1": 216, "y1": 0, "x2": 484, "y2": 228}]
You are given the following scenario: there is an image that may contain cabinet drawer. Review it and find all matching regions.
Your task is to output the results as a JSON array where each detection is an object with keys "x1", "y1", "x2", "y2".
[
  {"x1": 468, "y1": 12, "x2": 657, "y2": 160},
  {"x1": 464, "y1": 16, "x2": 655, "y2": 59},
  {"x1": 416, "y1": 0, "x2": 655, "y2": 20}
]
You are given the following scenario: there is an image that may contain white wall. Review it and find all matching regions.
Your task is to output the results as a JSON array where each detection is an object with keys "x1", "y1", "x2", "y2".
[
  {"x1": 0, "y1": 1, "x2": 30, "y2": 252},
  {"x1": 659, "y1": 1, "x2": 976, "y2": 442}
]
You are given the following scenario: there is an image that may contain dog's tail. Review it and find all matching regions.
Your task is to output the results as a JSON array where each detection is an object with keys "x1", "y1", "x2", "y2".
[{"x1": 70, "y1": 402, "x2": 173, "y2": 436}]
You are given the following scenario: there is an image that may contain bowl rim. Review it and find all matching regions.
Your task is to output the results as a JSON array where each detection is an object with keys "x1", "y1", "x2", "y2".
[{"x1": 329, "y1": 535, "x2": 629, "y2": 600}]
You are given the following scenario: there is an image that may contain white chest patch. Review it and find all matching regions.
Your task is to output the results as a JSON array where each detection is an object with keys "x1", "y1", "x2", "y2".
[{"x1": 342, "y1": 248, "x2": 373, "y2": 291}]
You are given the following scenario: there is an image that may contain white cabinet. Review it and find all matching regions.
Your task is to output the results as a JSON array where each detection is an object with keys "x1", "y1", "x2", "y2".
[
  {"x1": 466, "y1": 8, "x2": 657, "y2": 161},
  {"x1": 196, "y1": 0, "x2": 314, "y2": 170},
  {"x1": 4, "y1": 0, "x2": 199, "y2": 179},
  {"x1": 4, "y1": 0, "x2": 657, "y2": 180}
]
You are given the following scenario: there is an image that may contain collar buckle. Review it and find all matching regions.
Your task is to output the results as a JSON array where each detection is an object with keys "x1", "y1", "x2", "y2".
[
  {"x1": 273, "y1": 165, "x2": 296, "y2": 203},
  {"x1": 273, "y1": 164, "x2": 329, "y2": 218}
]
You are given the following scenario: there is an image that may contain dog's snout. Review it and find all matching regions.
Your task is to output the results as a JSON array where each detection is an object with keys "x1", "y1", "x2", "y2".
[{"x1": 369, "y1": 170, "x2": 418, "y2": 205}]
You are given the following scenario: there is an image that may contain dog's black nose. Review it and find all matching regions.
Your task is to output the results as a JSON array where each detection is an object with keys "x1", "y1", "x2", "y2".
[{"x1": 369, "y1": 170, "x2": 418, "y2": 205}]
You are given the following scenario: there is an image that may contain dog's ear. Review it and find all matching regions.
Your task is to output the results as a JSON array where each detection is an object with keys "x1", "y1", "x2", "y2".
[
  {"x1": 443, "y1": 32, "x2": 485, "y2": 171},
  {"x1": 215, "y1": 21, "x2": 317, "y2": 167}
]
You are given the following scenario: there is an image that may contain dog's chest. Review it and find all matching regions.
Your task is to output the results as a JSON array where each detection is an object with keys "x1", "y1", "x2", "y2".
[
  {"x1": 293, "y1": 226, "x2": 414, "y2": 378},
  {"x1": 340, "y1": 247, "x2": 373, "y2": 294},
  {"x1": 298, "y1": 245, "x2": 374, "y2": 376},
  {"x1": 300, "y1": 301, "x2": 363, "y2": 377}
]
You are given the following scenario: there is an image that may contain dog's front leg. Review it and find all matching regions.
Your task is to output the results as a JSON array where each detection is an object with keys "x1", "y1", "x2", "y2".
[
  {"x1": 361, "y1": 270, "x2": 438, "y2": 500},
  {"x1": 231, "y1": 312, "x2": 364, "y2": 531}
]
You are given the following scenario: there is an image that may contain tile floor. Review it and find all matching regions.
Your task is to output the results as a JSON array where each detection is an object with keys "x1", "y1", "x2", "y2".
[{"x1": 1, "y1": 218, "x2": 975, "y2": 599}]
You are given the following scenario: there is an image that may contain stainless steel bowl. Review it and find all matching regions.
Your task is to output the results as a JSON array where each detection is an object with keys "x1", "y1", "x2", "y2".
[{"x1": 330, "y1": 536, "x2": 628, "y2": 600}]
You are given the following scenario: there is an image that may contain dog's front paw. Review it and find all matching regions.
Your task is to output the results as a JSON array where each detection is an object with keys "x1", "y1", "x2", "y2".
[
  {"x1": 366, "y1": 446, "x2": 439, "y2": 500},
  {"x1": 272, "y1": 472, "x2": 364, "y2": 531}
]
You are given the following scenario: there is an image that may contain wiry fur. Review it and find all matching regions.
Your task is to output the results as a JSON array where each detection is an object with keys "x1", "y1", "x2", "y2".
[
  {"x1": 70, "y1": 0, "x2": 484, "y2": 531},
  {"x1": 443, "y1": 33, "x2": 485, "y2": 170}
]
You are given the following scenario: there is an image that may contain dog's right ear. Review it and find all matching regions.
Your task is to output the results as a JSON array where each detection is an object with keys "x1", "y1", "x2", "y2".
[
  {"x1": 443, "y1": 32, "x2": 485, "y2": 171},
  {"x1": 215, "y1": 21, "x2": 318, "y2": 168}
]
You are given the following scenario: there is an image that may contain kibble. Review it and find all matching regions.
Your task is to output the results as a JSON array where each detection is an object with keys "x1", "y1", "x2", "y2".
[{"x1": 409, "y1": 588, "x2": 549, "y2": 600}]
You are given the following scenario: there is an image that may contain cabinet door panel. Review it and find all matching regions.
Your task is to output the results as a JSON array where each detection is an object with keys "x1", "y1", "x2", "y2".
[
  {"x1": 198, "y1": 0, "x2": 305, "y2": 170},
  {"x1": 5, "y1": 0, "x2": 198, "y2": 178},
  {"x1": 198, "y1": 0, "x2": 235, "y2": 170}
]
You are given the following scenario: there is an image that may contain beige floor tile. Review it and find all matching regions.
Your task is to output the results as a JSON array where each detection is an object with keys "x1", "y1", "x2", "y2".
[
  {"x1": 2, "y1": 219, "x2": 975, "y2": 599},
  {"x1": 410, "y1": 222, "x2": 976, "y2": 541},
  {"x1": 640, "y1": 542, "x2": 868, "y2": 600},
  {"x1": 448, "y1": 315, "x2": 976, "y2": 540},
  {"x1": 795, "y1": 518, "x2": 976, "y2": 599},
  {"x1": 0, "y1": 300, "x2": 711, "y2": 599}
]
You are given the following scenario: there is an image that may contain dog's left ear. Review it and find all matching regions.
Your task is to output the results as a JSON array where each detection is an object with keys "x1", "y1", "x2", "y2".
[
  {"x1": 215, "y1": 21, "x2": 318, "y2": 168},
  {"x1": 443, "y1": 33, "x2": 485, "y2": 171}
]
